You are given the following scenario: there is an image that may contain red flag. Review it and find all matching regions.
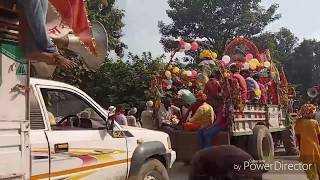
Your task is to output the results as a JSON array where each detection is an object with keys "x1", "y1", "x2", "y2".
[{"x1": 49, "y1": 0, "x2": 97, "y2": 56}]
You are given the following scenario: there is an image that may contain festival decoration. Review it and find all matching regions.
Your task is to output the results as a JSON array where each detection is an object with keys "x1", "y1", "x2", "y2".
[
  {"x1": 173, "y1": 67, "x2": 180, "y2": 74},
  {"x1": 246, "y1": 53, "x2": 254, "y2": 61},
  {"x1": 222, "y1": 55, "x2": 231, "y2": 64},
  {"x1": 182, "y1": 70, "x2": 189, "y2": 76},
  {"x1": 168, "y1": 64, "x2": 173, "y2": 70},
  {"x1": 200, "y1": 50, "x2": 217, "y2": 60},
  {"x1": 191, "y1": 42, "x2": 199, "y2": 51},
  {"x1": 168, "y1": 79, "x2": 173, "y2": 85},
  {"x1": 255, "y1": 89, "x2": 262, "y2": 96},
  {"x1": 199, "y1": 60, "x2": 215, "y2": 66},
  {"x1": 185, "y1": 43, "x2": 192, "y2": 51},
  {"x1": 243, "y1": 63, "x2": 250, "y2": 70},
  {"x1": 179, "y1": 40, "x2": 186, "y2": 49},
  {"x1": 264, "y1": 61, "x2": 271, "y2": 68},
  {"x1": 191, "y1": 70, "x2": 198, "y2": 77},
  {"x1": 249, "y1": 62, "x2": 257, "y2": 70},
  {"x1": 165, "y1": 71, "x2": 172, "y2": 79},
  {"x1": 224, "y1": 37, "x2": 261, "y2": 62}
]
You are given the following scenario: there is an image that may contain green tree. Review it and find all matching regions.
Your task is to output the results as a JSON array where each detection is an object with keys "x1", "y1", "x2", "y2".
[
  {"x1": 285, "y1": 40, "x2": 320, "y2": 97},
  {"x1": 54, "y1": 52, "x2": 165, "y2": 110},
  {"x1": 159, "y1": 0, "x2": 281, "y2": 55},
  {"x1": 86, "y1": 0, "x2": 127, "y2": 57},
  {"x1": 252, "y1": 28, "x2": 298, "y2": 65}
]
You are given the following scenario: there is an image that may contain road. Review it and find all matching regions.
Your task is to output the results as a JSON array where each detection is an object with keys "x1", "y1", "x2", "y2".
[{"x1": 169, "y1": 149, "x2": 308, "y2": 180}]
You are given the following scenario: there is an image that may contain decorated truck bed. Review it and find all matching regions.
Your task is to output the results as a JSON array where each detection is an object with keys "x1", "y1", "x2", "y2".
[{"x1": 156, "y1": 37, "x2": 296, "y2": 163}]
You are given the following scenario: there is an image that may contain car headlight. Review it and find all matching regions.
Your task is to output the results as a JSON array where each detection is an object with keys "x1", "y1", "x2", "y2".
[{"x1": 167, "y1": 136, "x2": 172, "y2": 150}]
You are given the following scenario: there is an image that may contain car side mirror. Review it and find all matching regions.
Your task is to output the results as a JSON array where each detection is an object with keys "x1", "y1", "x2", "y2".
[{"x1": 105, "y1": 106, "x2": 116, "y2": 131}]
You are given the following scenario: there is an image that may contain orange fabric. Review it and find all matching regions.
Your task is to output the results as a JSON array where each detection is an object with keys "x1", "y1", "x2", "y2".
[
  {"x1": 295, "y1": 119, "x2": 320, "y2": 163},
  {"x1": 184, "y1": 122, "x2": 201, "y2": 131}
]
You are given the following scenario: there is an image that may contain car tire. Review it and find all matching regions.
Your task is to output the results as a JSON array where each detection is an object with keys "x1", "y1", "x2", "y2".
[
  {"x1": 135, "y1": 159, "x2": 169, "y2": 180},
  {"x1": 248, "y1": 125, "x2": 274, "y2": 164}
]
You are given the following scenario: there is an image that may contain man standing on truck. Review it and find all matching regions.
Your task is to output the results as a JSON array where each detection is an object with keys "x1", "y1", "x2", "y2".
[
  {"x1": 17, "y1": 0, "x2": 76, "y2": 69},
  {"x1": 230, "y1": 64, "x2": 247, "y2": 103}
]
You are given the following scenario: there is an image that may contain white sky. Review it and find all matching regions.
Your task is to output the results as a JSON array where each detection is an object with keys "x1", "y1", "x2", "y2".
[{"x1": 116, "y1": 0, "x2": 320, "y2": 58}]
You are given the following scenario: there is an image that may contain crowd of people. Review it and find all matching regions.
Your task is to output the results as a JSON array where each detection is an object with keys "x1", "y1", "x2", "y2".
[{"x1": 112, "y1": 60, "x2": 277, "y2": 149}]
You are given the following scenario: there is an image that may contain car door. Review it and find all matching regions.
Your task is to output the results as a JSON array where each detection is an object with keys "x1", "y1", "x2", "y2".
[{"x1": 35, "y1": 85, "x2": 128, "y2": 180}]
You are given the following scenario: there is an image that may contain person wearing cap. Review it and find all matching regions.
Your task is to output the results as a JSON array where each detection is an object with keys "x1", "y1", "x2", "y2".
[
  {"x1": 295, "y1": 104, "x2": 320, "y2": 180},
  {"x1": 141, "y1": 101, "x2": 156, "y2": 130},
  {"x1": 158, "y1": 97, "x2": 180, "y2": 129},
  {"x1": 184, "y1": 92, "x2": 214, "y2": 131},
  {"x1": 230, "y1": 64, "x2": 247, "y2": 103},
  {"x1": 189, "y1": 145, "x2": 263, "y2": 180},
  {"x1": 127, "y1": 107, "x2": 140, "y2": 127},
  {"x1": 115, "y1": 104, "x2": 128, "y2": 126}
]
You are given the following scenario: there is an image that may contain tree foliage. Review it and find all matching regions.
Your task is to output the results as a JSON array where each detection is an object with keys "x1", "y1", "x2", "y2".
[
  {"x1": 86, "y1": 0, "x2": 127, "y2": 57},
  {"x1": 54, "y1": 52, "x2": 165, "y2": 110},
  {"x1": 285, "y1": 40, "x2": 320, "y2": 95},
  {"x1": 252, "y1": 28, "x2": 298, "y2": 65},
  {"x1": 159, "y1": 0, "x2": 281, "y2": 55}
]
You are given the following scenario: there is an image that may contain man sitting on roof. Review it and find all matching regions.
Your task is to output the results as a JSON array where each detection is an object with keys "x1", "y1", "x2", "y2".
[{"x1": 17, "y1": 0, "x2": 75, "y2": 69}]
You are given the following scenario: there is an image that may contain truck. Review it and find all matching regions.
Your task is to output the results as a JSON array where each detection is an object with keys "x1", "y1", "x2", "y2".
[
  {"x1": 160, "y1": 37, "x2": 297, "y2": 164},
  {"x1": 1, "y1": 1, "x2": 176, "y2": 180}
]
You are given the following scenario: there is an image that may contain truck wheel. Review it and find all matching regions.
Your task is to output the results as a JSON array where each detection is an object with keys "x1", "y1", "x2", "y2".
[
  {"x1": 282, "y1": 128, "x2": 298, "y2": 155},
  {"x1": 136, "y1": 159, "x2": 169, "y2": 180},
  {"x1": 248, "y1": 125, "x2": 274, "y2": 164}
]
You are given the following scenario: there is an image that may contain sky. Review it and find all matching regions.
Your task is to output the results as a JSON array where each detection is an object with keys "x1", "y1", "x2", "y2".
[{"x1": 116, "y1": 0, "x2": 320, "y2": 58}]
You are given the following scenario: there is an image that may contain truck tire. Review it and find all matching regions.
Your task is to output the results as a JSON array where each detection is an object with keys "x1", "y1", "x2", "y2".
[
  {"x1": 248, "y1": 125, "x2": 274, "y2": 163},
  {"x1": 282, "y1": 128, "x2": 298, "y2": 155},
  {"x1": 135, "y1": 159, "x2": 169, "y2": 180}
]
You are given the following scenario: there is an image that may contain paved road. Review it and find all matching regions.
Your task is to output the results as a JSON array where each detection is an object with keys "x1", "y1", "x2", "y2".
[{"x1": 169, "y1": 149, "x2": 308, "y2": 180}]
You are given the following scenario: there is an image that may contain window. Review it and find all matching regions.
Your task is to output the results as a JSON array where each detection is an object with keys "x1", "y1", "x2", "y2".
[{"x1": 40, "y1": 88, "x2": 106, "y2": 130}]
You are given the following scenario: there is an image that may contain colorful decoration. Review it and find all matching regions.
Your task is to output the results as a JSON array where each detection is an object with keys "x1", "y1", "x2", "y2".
[
  {"x1": 191, "y1": 42, "x2": 199, "y2": 51},
  {"x1": 242, "y1": 63, "x2": 250, "y2": 70},
  {"x1": 191, "y1": 70, "x2": 198, "y2": 77},
  {"x1": 222, "y1": 55, "x2": 231, "y2": 64},
  {"x1": 165, "y1": 71, "x2": 172, "y2": 79},
  {"x1": 224, "y1": 37, "x2": 261, "y2": 62},
  {"x1": 179, "y1": 40, "x2": 186, "y2": 49},
  {"x1": 264, "y1": 61, "x2": 271, "y2": 68},
  {"x1": 245, "y1": 53, "x2": 254, "y2": 61},
  {"x1": 185, "y1": 43, "x2": 192, "y2": 51},
  {"x1": 200, "y1": 50, "x2": 217, "y2": 60},
  {"x1": 173, "y1": 67, "x2": 180, "y2": 74},
  {"x1": 255, "y1": 89, "x2": 262, "y2": 96}
]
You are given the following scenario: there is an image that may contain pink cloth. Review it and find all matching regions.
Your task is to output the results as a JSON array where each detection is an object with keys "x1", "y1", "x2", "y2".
[{"x1": 233, "y1": 73, "x2": 247, "y2": 102}]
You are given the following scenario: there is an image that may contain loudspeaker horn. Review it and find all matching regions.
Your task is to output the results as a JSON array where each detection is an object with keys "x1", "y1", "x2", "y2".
[
  {"x1": 308, "y1": 87, "x2": 319, "y2": 98},
  {"x1": 67, "y1": 21, "x2": 108, "y2": 70}
]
